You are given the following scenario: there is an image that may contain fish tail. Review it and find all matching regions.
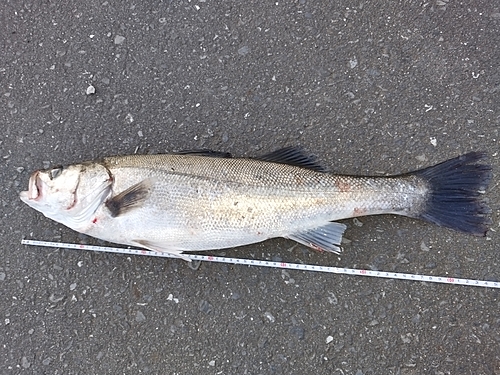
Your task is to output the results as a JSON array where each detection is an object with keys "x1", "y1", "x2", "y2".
[{"x1": 412, "y1": 152, "x2": 492, "y2": 236}]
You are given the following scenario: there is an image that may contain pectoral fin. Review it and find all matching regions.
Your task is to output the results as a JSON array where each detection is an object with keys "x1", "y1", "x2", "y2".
[
  {"x1": 105, "y1": 179, "x2": 153, "y2": 217},
  {"x1": 133, "y1": 239, "x2": 192, "y2": 262},
  {"x1": 285, "y1": 222, "x2": 347, "y2": 254}
]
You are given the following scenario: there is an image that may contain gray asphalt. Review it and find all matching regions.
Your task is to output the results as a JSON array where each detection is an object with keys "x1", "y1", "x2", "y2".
[{"x1": 1, "y1": 1, "x2": 499, "y2": 374}]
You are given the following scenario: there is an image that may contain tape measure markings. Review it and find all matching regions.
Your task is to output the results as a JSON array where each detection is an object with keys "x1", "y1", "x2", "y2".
[{"x1": 20, "y1": 239, "x2": 499, "y2": 289}]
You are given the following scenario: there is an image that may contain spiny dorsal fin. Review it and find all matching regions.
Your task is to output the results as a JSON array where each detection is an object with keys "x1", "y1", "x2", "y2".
[
  {"x1": 174, "y1": 149, "x2": 232, "y2": 158},
  {"x1": 105, "y1": 179, "x2": 153, "y2": 217},
  {"x1": 285, "y1": 222, "x2": 347, "y2": 254},
  {"x1": 257, "y1": 146, "x2": 326, "y2": 172}
]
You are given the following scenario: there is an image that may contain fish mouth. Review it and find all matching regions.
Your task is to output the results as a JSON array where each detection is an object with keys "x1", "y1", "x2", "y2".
[{"x1": 27, "y1": 171, "x2": 42, "y2": 200}]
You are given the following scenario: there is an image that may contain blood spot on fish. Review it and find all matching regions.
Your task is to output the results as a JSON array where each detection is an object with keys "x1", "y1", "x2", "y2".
[
  {"x1": 335, "y1": 180, "x2": 351, "y2": 192},
  {"x1": 92, "y1": 217, "x2": 98, "y2": 224},
  {"x1": 353, "y1": 207, "x2": 365, "y2": 216},
  {"x1": 65, "y1": 197, "x2": 77, "y2": 210},
  {"x1": 309, "y1": 243, "x2": 325, "y2": 252}
]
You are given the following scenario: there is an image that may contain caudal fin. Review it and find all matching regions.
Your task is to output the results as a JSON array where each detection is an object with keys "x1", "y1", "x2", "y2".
[{"x1": 412, "y1": 152, "x2": 492, "y2": 236}]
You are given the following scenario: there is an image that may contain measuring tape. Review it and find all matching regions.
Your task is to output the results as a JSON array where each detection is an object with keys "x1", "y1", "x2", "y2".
[{"x1": 21, "y1": 239, "x2": 500, "y2": 289}]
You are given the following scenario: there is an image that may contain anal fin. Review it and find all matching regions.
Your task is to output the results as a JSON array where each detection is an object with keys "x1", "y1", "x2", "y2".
[{"x1": 285, "y1": 222, "x2": 347, "y2": 254}]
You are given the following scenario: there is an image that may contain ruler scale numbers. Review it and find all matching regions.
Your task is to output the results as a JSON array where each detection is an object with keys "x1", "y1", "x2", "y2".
[{"x1": 21, "y1": 239, "x2": 499, "y2": 289}]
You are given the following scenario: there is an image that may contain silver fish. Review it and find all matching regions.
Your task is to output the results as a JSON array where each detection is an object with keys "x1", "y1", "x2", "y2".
[{"x1": 20, "y1": 147, "x2": 491, "y2": 260}]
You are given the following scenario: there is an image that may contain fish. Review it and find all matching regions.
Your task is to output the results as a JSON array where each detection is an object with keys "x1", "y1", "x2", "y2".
[{"x1": 20, "y1": 147, "x2": 491, "y2": 261}]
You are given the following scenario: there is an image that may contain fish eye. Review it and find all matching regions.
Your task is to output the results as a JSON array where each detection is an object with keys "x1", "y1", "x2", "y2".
[{"x1": 49, "y1": 166, "x2": 63, "y2": 180}]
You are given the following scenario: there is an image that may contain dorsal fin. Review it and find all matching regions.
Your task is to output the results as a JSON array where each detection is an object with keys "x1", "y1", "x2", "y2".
[
  {"x1": 174, "y1": 149, "x2": 232, "y2": 158},
  {"x1": 257, "y1": 146, "x2": 326, "y2": 172}
]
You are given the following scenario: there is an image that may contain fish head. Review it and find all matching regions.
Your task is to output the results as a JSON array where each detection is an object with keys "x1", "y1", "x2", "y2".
[{"x1": 20, "y1": 163, "x2": 113, "y2": 230}]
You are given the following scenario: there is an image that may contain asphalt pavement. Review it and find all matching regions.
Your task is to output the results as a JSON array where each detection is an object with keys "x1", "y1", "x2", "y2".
[{"x1": 1, "y1": 1, "x2": 499, "y2": 374}]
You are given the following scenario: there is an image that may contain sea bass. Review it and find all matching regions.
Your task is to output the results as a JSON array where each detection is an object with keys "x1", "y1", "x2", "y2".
[{"x1": 20, "y1": 147, "x2": 491, "y2": 260}]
